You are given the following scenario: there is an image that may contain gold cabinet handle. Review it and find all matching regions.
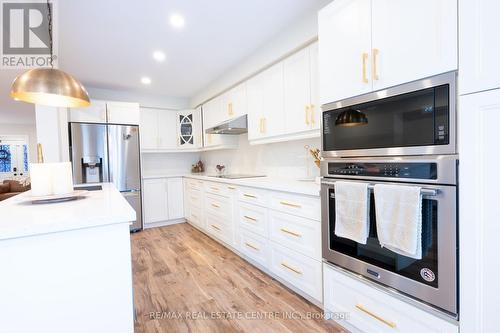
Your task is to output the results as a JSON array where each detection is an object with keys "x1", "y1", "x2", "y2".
[
  {"x1": 211, "y1": 224, "x2": 221, "y2": 231},
  {"x1": 259, "y1": 118, "x2": 263, "y2": 133},
  {"x1": 244, "y1": 215, "x2": 257, "y2": 222},
  {"x1": 243, "y1": 194, "x2": 257, "y2": 199},
  {"x1": 280, "y1": 262, "x2": 303, "y2": 275},
  {"x1": 210, "y1": 187, "x2": 219, "y2": 191},
  {"x1": 372, "y1": 48, "x2": 379, "y2": 81},
  {"x1": 227, "y1": 186, "x2": 237, "y2": 190},
  {"x1": 228, "y1": 102, "x2": 234, "y2": 116},
  {"x1": 305, "y1": 105, "x2": 310, "y2": 125},
  {"x1": 280, "y1": 201, "x2": 301, "y2": 208},
  {"x1": 362, "y1": 52, "x2": 369, "y2": 83},
  {"x1": 211, "y1": 203, "x2": 220, "y2": 208},
  {"x1": 261, "y1": 118, "x2": 267, "y2": 133},
  {"x1": 355, "y1": 304, "x2": 396, "y2": 328},
  {"x1": 310, "y1": 105, "x2": 315, "y2": 125},
  {"x1": 280, "y1": 228, "x2": 301, "y2": 238},
  {"x1": 190, "y1": 196, "x2": 198, "y2": 201},
  {"x1": 245, "y1": 242, "x2": 259, "y2": 251}
]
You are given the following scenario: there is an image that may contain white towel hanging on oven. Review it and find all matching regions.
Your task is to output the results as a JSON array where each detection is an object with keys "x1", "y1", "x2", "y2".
[
  {"x1": 334, "y1": 181, "x2": 370, "y2": 244},
  {"x1": 374, "y1": 184, "x2": 422, "y2": 259}
]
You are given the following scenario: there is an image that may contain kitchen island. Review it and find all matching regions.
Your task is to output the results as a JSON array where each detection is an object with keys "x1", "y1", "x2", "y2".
[{"x1": 0, "y1": 183, "x2": 136, "y2": 333}]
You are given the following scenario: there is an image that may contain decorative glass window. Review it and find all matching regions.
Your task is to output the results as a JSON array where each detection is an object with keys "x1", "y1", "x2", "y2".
[
  {"x1": 179, "y1": 114, "x2": 194, "y2": 145},
  {"x1": 0, "y1": 145, "x2": 12, "y2": 173}
]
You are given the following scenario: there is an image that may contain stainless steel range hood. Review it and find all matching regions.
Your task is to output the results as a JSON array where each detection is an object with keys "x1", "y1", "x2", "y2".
[{"x1": 205, "y1": 114, "x2": 248, "y2": 135}]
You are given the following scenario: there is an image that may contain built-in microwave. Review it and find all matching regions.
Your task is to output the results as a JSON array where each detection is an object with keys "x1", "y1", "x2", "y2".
[{"x1": 321, "y1": 72, "x2": 457, "y2": 157}]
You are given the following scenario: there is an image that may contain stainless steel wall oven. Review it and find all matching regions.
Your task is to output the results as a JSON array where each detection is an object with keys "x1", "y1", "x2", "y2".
[{"x1": 321, "y1": 155, "x2": 458, "y2": 316}]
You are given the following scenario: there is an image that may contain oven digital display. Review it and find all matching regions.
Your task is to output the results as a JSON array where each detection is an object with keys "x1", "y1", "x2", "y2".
[{"x1": 328, "y1": 162, "x2": 437, "y2": 179}]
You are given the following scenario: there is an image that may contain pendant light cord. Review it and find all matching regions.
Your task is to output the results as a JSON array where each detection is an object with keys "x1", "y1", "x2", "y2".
[{"x1": 46, "y1": 0, "x2": 53, "y2": 68}]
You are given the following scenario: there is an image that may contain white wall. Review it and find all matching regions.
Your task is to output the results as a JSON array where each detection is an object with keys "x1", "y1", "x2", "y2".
[
  {"x1": 201, "y1": 136, "x2": 321, "y2": 179},
  {"x1": 0, "y1": 123, "x2": 38, "y2": 163},
  {"x1": 87, "y1": 87, "x2": 190, "y2": 110},
  {"x1": 141, "y1": 153, "x2": 201, "y2": 176},
  {"x1": 190, "y1": 4, "x2": 326, "y2": 107}
]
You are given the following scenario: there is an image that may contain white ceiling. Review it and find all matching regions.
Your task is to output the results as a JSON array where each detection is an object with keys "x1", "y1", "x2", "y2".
[{"x1": 0, "y1": 0, "x2": 328, "y2": 124}]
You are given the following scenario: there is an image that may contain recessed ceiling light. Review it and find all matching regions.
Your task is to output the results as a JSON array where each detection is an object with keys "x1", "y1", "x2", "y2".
[
  {"x1": 152, "y1": 51, "x2": 166, "y2": 62},
  {"x1": 141, "y1": 77, "x2": 151, "y2": 85},
  {"x1": 169, "y1": 13, "x2": 185, "y2": 29}
]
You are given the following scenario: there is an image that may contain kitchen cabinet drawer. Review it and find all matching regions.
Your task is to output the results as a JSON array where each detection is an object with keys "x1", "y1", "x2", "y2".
[
  {"x1": 204, "y1": 181, "x2": 231, "y2": 197},
  {"x1": 204, "y1": 193, "x2": 232, "y2": 220},
  {"x1": 269, "y1": 242, "x2": 322, "y2": 301},
  {"x1": 323, "y1": 264, "x2": 459, "y2": 333},
  {"x1": 269, "y1": 192, "x2": 320, "y2": 221},
  {"x1": 238, "y1": 202, "x2": 269, "y2": 237},
  {"x1": 187, "y1": 206, "x2": 204, "y2": 230},
  {"x1": 238, "y1": 229, "x2": 270, "y2": 268},
  {"x1": 186, "y1": 179, "x2": 204, "y2": 191},
  {"x1": 186, "y1": 189, "x2": 202, "y2": 209},
  {"x1": 238, "y1": 187, "x2": 269, "y2": 207},
  {"x1": 269, "y1": 211, "x2": 321, "y2": 260},
  {"x1": 205, "y1": 212, "x2": 233, "y2": 245}
]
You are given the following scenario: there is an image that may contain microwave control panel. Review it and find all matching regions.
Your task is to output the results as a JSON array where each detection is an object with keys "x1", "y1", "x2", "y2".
[{"x1": 328, "y1": 162, "x2": 437, "y2": 179}]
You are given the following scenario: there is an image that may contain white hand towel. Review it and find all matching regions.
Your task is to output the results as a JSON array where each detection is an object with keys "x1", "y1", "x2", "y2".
[
  {"x1": 374, "y1": 184, "x2": 422, "y2": 259},
  {"x1": 334, "y1": 181, "x2": 370, "y2": 244}
]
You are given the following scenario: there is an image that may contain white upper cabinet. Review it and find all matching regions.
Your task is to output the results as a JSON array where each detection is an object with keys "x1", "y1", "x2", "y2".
[
  {"x1": 459, "y1": 0, "x2": 500, "y2": 95},
  {"x1": 157, "y1": 110, "x2": 178, "y2": 150},
  {"x1": 106, "y1": 102, "x2": 140, "y2": 125},
  {"x1": 140, "y1": 108, "x2": 181, "y2": 151},
  {"x1": 283, "y1": 43, "x2": 320, "y2": 135},
  {"x1": 371, "y1": 0, "x2": 457, "y2": 91},
  {"x1": 202, "y1": 97, "x2": 239, "y2": 149},
  {"x1": 309, "y1": 42, "x2": 320, "y2": 129},
  {"x1": 318, "y1": 0, "x2": 372, "y2": 104},
  {"x1": 176, "y1": 109, "x2": 202, "y2": 150},
  {"x1": 139, "y1": 107, "x2": 159, "y2": 150},
  {"x1": 318, "y1": 0, "x2": 457, "y2": 104},
  {"x1": 221, "y1": 83, "x2": 247, "y2": 120},
  {"x1": 247, "y1": 62, "x2": 285, "y2": 141},
  {"x1": 284, "y1": 48, "x2": 312, "y2": 134},
  {"x1": 68, "y1": 100, "x2": 107, "y2": 123}
]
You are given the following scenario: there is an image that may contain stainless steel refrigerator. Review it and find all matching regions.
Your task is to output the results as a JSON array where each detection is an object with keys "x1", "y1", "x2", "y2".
[{"x1": 69, "y1": 122, "x2": 142, "y2": 231}]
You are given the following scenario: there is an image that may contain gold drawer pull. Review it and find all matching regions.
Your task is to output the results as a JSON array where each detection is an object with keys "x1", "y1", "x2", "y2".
[
  {"x1": 372, "y1": 48, "x2": 380, "y2": 81},
  {"x1": 190, "y1": 196, "x2": 198, "y2": 201},
  {"x1": 244, "y1": 242, "x2": 259, "y2": 251},
  {"x1": 197, "y1": 181, "x2": 203, "y2": 184},
  {"x1": 227, "y1": 186, "x2": 237, "y2": 190},
  {"x1": 280, "y1": 262, "x2": 302, "y2": 275},
  {"x1": 211, "y1": 224, "x2": 221, "y2": 231},
  {"x1": 244, "y1": 215, "x2": 257, "y2": 222},
  {"x1": 362, "y1": 52, "x2": 369, "y2": 83},
  {"x1": 191, "y1": 213, "x2": 198, "y2": 218},
  {"x1": 280, "y1": 228, "x2": 301, "y2": 238},
  {"x1": 305, "y1": 105, "x2": 310, "y2": 125},
  {"x1": 280, "y1": 201, "x2": 301, "y2": 208},
  {"x1": 210, "y1": 187, "x2": 219, "y2": 191},
  {"x1": 211, "y1": 203, "x2": 220, "y2": 208},
  {"x1": 243, "y1": 194, "x2": 257, "y2": 199},
  {"x1": 355, "y1": 304, "x2": 396, "y2": 329}
]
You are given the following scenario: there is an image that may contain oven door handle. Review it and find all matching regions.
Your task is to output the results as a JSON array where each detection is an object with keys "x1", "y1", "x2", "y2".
[{"x1": 321, "y1": 181, "x2": 439, "y2": 197}]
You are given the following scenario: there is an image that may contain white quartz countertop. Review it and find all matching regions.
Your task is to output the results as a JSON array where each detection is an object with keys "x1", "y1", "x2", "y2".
[
  {"x1": 184, "y1": 174, "x2": 321, "y2": 197},
  {"x1": 0, "y1": 183, "x2": 136, "y2": 241},
  {"x1": 142, "y1": 174, "x2": 189, "y2": 179}
]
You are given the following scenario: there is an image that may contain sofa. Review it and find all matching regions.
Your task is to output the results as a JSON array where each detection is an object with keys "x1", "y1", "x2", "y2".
[{"x1": 0, "y1": 180, "x2": 31, "y2": 201}]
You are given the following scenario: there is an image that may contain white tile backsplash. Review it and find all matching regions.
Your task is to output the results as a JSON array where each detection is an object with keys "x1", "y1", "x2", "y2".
[{"x1": 201, "y1": 135, "x2": 321, "y2": 179}]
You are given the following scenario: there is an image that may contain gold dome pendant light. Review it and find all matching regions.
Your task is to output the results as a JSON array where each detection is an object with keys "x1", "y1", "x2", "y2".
[{"x1": 10, "y1": 0, "x2": 90, "y2": 108}]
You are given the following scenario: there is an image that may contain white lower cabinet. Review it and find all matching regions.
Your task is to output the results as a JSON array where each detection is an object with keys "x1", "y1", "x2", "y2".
[
  {"x1": 270, "y1": 242, "x2": 322, "y2": 301},
  {"x1": 269, "y1": 210, "x2": 321, "y2": 260},
  {"x1": 238, "y1": 229, "x2": 270, "y2": 268},
  {"x1": 323, "y1": 263, "x2": 458, "y2": 333},
  {"x1": 183, "y1": 178, "x2": 322, "y2": 303},
  {"x1": 142, "y1": 177, "x2": 185, "y2": 226},
  {"x1": 238, "y1": 202, "x2": 269, "y2": 237}
]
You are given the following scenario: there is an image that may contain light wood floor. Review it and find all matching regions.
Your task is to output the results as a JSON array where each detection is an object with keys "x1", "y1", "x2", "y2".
[{"x1": 132, "y1": 223, "x2": 341, "y2": 333}]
